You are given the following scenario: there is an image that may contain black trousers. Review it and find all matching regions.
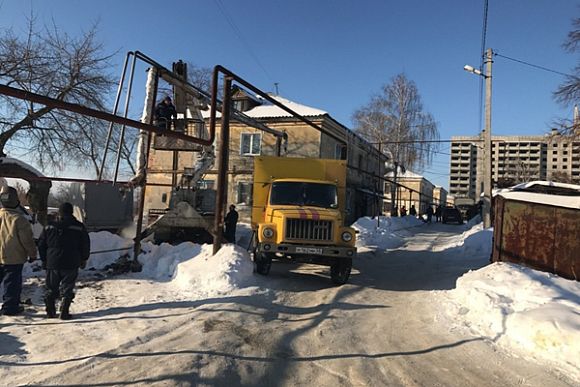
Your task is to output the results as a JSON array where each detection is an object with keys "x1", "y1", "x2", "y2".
[
  {"x1": 45, "y1": 269, "x2": 78, "y2": 300},
  {"x1": 224, "y1": 224, "x2": 237, "y2": 243},
  {"x1": 0, "y1": 264, "x2": 23, "y2": 313}
]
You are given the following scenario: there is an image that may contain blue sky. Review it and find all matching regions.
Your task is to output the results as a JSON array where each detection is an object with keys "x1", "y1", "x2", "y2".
[{"x1": 0, "y1": 0, "x2": 577, "y2": 188}]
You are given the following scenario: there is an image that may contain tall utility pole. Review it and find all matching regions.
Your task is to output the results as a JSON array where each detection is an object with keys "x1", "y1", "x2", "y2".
[{"x1": 482, "y1": 48, "x2": 493, "y2": 228}]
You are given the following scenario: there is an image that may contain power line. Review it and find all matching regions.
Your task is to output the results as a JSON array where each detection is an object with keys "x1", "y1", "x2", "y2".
[
  {"x1": 494, "y1": 53, "x2": 573, "y2": 77},
  {"x1": 213, "y1": 0, "x2": 274, "y2": 83}
]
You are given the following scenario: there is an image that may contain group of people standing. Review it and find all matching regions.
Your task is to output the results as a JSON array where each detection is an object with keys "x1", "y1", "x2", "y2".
[
  {"x1": 393, "y1": 203, "x2": 443, "y2": 223},
  {"x1": 0, "y1": 186, "x2": 89, "y2": 319},
  {"x1": 424, "y1": 205, "x2": 443, "y2": 223}
]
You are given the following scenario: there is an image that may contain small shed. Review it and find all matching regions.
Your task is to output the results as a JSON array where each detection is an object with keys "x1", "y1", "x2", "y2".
[{"x1": 492, "y1": 181, "x2": 580, "y2": 281}]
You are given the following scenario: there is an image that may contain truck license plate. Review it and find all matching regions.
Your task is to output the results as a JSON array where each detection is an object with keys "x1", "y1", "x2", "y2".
[{"x1": 296, "y1": 247, "x2": 323, "y2": 254}]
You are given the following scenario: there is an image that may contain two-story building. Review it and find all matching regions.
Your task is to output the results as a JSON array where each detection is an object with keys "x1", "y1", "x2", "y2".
[{"x1": 144, "y1": 91, "x2": 384, "y2": 225}]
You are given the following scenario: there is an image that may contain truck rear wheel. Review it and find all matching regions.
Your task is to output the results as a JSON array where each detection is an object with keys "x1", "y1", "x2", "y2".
[
  {"x1": 255, "y1": 252, "x2": 272, "y2": 275},
  {"x1": 330, "y1": 258, "x2": 352, "y2": 285}
]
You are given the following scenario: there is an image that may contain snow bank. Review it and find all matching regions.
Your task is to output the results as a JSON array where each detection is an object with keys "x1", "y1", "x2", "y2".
[
  {"x1": 87, "y1": 231, "x2": 134, "y2": 269},
  {"x1": 352, "y1": 216, "x2": 423, "y2": 249},
  {"x1": 171, "y1": 244, "x2": 255, "y2": 297},
  {"x1": 433, "y1": 222, "x2": 492, "y2": 255},
  {"x1": 137, "y1": 241, "x2": 202, "y2": 279},
  {"x1": 446, "y1": 262, "x2": 580, "y2": 377}
]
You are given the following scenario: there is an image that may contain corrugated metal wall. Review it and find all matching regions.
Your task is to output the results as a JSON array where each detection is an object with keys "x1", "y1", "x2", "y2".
[{"x1": 492, "y1": 196, "x2": 579, "y2": 281}]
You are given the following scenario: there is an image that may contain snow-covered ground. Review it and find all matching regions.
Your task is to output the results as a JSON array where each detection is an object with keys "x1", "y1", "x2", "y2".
[
  {"x1": 1, "y1": 216, "x2": 578, "y2": 385},
  {"x1": 352, "y1": 215, "x2": 424, "y2": 250},
  {"x1": 354, "y1": 216, "x2": 580, "y2": 380}
]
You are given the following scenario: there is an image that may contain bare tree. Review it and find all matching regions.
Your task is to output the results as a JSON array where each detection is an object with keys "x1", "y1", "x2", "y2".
[
  {"x1": 13, "y1": 181, "x2": 29, "y2": 206},
  {"x1": 52, "y1": 182, "x2": 82, "y2": 205},
  {"x1": 352, "y1": 73, "x2": 439, "y2": 213},
  {"x1": 554, "y1": 16, "x2": 580, "y2": 136},
  {"x1": 505, "y1": 160, "x2": 538, "y2": 184},
  {"x1": 187, "y1": 63, "x2": 213, "y2": 93},
  {"x1": 551, "y1": 171, "x2": 580, "y2": 184},
  {"x1": 0, "y1": 18, "x2": 116, "y2": 173}
]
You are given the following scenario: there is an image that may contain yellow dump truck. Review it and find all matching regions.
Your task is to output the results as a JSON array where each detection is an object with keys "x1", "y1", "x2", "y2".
[{"x1": 252, "y1": 156, "x2": 357, "y2": 284}]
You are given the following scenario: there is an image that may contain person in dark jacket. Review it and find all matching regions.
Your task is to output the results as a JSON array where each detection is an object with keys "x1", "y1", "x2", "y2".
[
  {"x1": 400, "y1": 205, "x2": 407, "y2": 217},
  {"x1": 224, "y1": 204, "x2": 239, "y2": 243},
  {"x1": 426, "y1": 206, "x2": 433, "y2": 223},
  {"x1": 154, "y1": 96, "x2": 177, "y2": 130},
  {"x1": 38, "y1": 202, "x2": 90, "y2": 320},
  {"x1": 435, "y1": 205, "x2": 442, "y2": 223},
  {"x1": 409, "y1": 205, "x2": 417, "y2": 217}
]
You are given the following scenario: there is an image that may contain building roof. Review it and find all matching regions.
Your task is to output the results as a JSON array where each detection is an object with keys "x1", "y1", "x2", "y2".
[
  {"x1": 245, "y1": 95, "x2": 327, "y2": 119},
  {"x1": 510, "y1": 180, "x2": 580, "y2": 193},
  {"x1": 385, "y1": 170, "x2": 423, "y2": 179},
  {"x1": 497, "y1": 180, "x2": 580, "y2": 210},
  {"x1": 498, "y1": 191, "x2": 580, "y2": 210}
]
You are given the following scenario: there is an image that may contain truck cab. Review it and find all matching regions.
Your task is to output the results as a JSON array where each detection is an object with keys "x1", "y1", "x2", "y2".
[{"x1": 252, "y1": 157, "x2": 356, "y2": 284}]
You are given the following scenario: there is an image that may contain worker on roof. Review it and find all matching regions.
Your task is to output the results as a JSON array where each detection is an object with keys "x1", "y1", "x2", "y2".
[{"x1": 154, "y1": 96, "x2": 177, "y2": 130}]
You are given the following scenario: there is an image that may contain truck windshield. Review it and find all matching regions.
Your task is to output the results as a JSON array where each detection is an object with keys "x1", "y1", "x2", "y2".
[{"x1": 270, "y1": 182, "x2": 338, "y2": 208}]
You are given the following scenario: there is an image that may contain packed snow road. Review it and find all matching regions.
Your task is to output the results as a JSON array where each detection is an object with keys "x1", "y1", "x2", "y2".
[{"x1": 0, "y1": 222, "x2": 576, "y2": 386}]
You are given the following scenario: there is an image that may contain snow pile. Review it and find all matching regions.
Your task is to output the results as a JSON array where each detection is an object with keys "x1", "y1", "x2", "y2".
[
  {"x1": 465, "y1": 214, "x2": 481, "y2": 228},
  {"x1": 171, "y1": 244, "x2": 255, "y2": 297},
  {"x1": 352, "y1": 216, "x2": 423, "y2": 249},
  {"x1": 137, "y1": 241, "x2": 202, "y2": 279},
  {"x1": 446, "y1": 263, "x2": 580, "y2": 377},
  {"x1": 85, "y1": 231, "x2": 256, "y2": 298},
  {"x1": 433, "y1": 222, "x2": 492, "y2": 255},
  {"x1": 87, "y1": 231, "x2": 134, "y2": 269}
]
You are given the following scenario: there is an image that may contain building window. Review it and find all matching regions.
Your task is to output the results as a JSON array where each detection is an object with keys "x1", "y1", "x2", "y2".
[
  {"x1": 240, "y1": 133, "x2": 261, "y2": 155},
  {"x1": 237, "y1": 182, "x2": 253, "y2": 205},
  {"x1": 335, "y1": 144, "x2": 347, "y2": 160},
  {"x1": 197, "y1": 179, "x2": 215, "y2": 190}
]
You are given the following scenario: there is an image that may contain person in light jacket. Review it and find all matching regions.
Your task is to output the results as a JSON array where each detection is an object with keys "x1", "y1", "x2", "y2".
[{"x1": 0, "y1": 187, "x2": 37, "y2": 316}]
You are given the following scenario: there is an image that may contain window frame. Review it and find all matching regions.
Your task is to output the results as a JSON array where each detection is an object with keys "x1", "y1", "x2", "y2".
[{"x1": 240, "y1": 132, "x2": 262, "y2": 156}]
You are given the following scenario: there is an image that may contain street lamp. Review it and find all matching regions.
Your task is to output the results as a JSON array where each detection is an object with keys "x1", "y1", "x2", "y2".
[{"x1": 464, "y1": 48, "x2": 493, "y2": 228}]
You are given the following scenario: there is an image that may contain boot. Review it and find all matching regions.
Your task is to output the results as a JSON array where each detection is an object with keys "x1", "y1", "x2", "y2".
[
  {"x1": 59, "y1": 298, "x2": 73, "y2": 320},
  {"x1": 44, "y1": 296, "x2": 57, "y2": 318}
]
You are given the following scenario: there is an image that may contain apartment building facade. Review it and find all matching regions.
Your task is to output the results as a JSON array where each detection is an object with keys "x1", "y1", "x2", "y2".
[
  {"x1": 145, "y1": 92, "x2": 385, "y2": 225},
  {"x1": 450, "y1": 131, "x2": 580, "y2": 200}
]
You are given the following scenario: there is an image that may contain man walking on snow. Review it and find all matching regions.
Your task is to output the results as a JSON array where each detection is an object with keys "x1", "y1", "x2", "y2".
[
  {"x1": 38, "y1": 202, "x2": 90, "y2": 320},
  {"x1": 0, "y1": 186, "x2": 37, "y2": 316}
]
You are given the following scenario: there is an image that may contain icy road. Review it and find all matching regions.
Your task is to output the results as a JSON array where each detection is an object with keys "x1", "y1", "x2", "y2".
[{"x1": 0, "y1": 221, "x2": 577, "y2": 386}]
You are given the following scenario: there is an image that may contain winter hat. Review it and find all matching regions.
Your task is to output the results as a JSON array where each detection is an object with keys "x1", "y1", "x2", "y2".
[
  {"x1": 59, "y1": 202, "x2": 74, "y2": 216},
  {"x1": 0, "y1": 186, "x2": 19, "y2": 209}
]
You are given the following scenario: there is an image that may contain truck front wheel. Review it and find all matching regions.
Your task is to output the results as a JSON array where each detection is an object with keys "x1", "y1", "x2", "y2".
[
  {"x1": 330, "y1": 258, "x2": 352, "y2": 285},
  {"x1": 255, "y1": 252, "x2": 273, "y2": 275}
]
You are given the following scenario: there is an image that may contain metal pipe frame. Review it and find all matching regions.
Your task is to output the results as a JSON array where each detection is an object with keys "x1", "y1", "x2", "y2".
[
  {"x1": 215, "y1": 65, "x2": 346, "y2": 146},
  {"x1": 0, "y1": 84, "x2": 213, "y2": 144},
  {"x1": 98, "y1": 52, "x2": 131, "y2": 180},
  {"x1": 212, "y1": 77, "x2": 233, "y2": 255},
  {"x1": 113, "y1": 53, "x2": 138, "y2": 183},
  {"x1": 210, "y1": 65, "x2": 348, "y2": 254}
]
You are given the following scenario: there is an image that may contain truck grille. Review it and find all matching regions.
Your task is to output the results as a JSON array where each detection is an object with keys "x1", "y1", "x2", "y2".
[{"x1": 285, "y1": 219, "x2": 333, "y2": 241}]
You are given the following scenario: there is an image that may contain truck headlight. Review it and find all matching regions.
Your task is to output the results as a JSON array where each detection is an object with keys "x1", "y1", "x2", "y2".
[
  {"x1": 341, "y1": 231, "x2": 353, "y2": 242},
  {"x1": 262, "y1": 227, "x2": 274, "y2": 239}
]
